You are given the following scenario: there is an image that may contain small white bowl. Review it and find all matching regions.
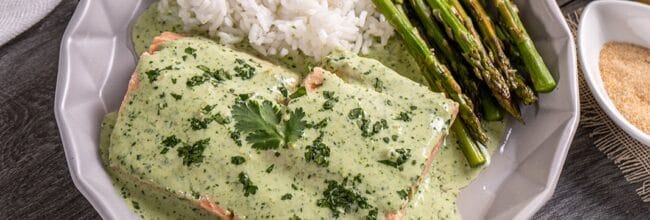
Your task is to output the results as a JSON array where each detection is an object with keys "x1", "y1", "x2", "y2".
[{"x1": 579, "y1": 0, "x2": 650, "y2": 146}]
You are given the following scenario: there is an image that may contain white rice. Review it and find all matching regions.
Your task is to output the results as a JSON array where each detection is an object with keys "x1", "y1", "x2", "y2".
[{"x1": 157, "y1": 0, "x2": 395, "y2": 59}]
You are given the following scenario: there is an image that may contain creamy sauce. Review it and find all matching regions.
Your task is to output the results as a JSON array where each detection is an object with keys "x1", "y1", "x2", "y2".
[{"x1": 102, "y1": 3, "x2": 505, "y2": 219}]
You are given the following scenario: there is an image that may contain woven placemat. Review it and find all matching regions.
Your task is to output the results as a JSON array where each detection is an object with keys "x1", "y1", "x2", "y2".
[{"x1": 565, "y1": 10, "x2": 650, "y2": 202}]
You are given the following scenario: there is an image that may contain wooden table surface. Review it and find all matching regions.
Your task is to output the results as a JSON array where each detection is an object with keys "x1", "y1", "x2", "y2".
[{"x1": 2, "y1": 0, "x2": 649, "y2": 219}]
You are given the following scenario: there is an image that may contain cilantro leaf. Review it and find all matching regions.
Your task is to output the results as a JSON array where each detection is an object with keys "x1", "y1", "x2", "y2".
[
  {"x1": 285, "y1": 108, "x2": 307, "y2": 144},
  {"x1": 231, "y1": 99, "x2": 307, "y2": 149}
]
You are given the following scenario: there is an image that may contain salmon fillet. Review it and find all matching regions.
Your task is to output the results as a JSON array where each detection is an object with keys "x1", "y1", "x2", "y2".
[{"x1": 108, "y1": 32, "x2": 457, "y2": 219}]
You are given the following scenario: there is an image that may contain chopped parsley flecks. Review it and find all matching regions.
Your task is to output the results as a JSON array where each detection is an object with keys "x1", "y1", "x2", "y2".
[
  {"x1": 231, "y1": 156, "x2": 246, "y2": 165},
  {"x1": 238, "y1": 172, "x2": 258, "y2": 197},
  {"x1": 211, "y1": 113, "x2": 230, "y2": 125},
  {"x1": 366, "y1": 208, "x2": 379, "y2": 220},
  {"x1": 317, "y1": 178, "x2": 371, "y2": 218},
  {"x1": 186, "y1": 75, "x2": 208, "y2": 88},
  {"x1": 348, "y1": 108, "x2": 387, "y2": 137},
  {"x1": 197, "y1": 65, "x2": 231, "y2": 85},
  {"x1": 373, "y1": 78, "x2": 384, "y2": 92},
  {"x1": 289, "y1": 87, "x2": 307, "y2": 99},
  {"x1": 396, "y1": 111, "x2": 412, "y2": 122},
  {"x1": 265, "y1": 164, "x2": 275, "y2": 173},
  {"x1": 160, "y1": 135, "x2": 181, "y2": 154},
  {"x1": 307, "y1": 118, "x2": 328, "y2": 129},
  {"x1": 281, "y1": 193, "x2": 293, "y2": 200},
  {"x1": 322, "y1": 91, "x2": 339, "y2": 110},
  {"x1": 378, "y1": 148, "x2": 412, "y2": 171},
  {"x1": 279, "y1": 86, "x2": 289, "y2": 98},
  {"x1": 184, "y1": 47, "x2": 197, "y2": 59},
  {"x1": 176, "y1": 138, "x2": 209, "y2": 166},
  {"x1": 304, "y1": 132, "x2": 330, "y2": 167},
  {"x1": 231, "y1": 99, "x2": 306, "y2": 150},
  {"x1": 144, "y1": 66, "x2": 173, "y2": 83},
  {"x1": 189, "y1": 117, "x2": 211, "y2": 130},
  {"x1": 397, "y1": 188, "x2": 411, "y2": 200},
  {"x1": 170, "y1": 93, "x2": 182, "y2": 100},
  {"x1": 234, "y1": 58, "x2": 257, "y2": 80},
  {"x1": 230, "y1": 131, "x2": 242, "y2": 146}
]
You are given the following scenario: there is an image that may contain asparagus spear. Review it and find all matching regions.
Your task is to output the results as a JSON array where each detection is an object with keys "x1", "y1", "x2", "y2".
[
  {"x1": 405, "y1": 0, "x2": 505, "y2": 122},
  {"x1": 425, "y1": 0, "x2": 522, "y2": 120},
  {"x1": 492, "y1": 0, "x2": 557, "y2": 93},
  {"x1": 451, "y1": 120, "x2": 486, "y2": 167},
  {"x1": 372, "y1": 0, "x2": 488, "y2": 165},
  {"x1": 404, "y1": 0, "x2": 478, "y2": 105},
  {"x1": 479, "y1": 86, "x2": 503, "y2": 121},
  {"x1": 460, "y1": 0, "x2": 537, "y2": 105}
]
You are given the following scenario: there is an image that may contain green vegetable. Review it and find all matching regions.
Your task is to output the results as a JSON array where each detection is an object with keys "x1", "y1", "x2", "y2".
[
  {"x1": 396, "y1": 188, "x2": 410, "y2": 200},
  {"x1": 238, "y1": 172, "x2": 258, "y2": 197},
  {"x1": 170, "y1": 93, "x2": 182, "y2": 100},
  {"x1": 425, "y1": 0, "x2": 522, "y2": 120},
  {"x1": 144, "y1": 66, "x2": 172, "y2": 83},
  {"x1": 231, "y1": 99, "x2": 307, "y2": 150},
  {"x1": 186, "y1": 75, "x2": 207, "y2": 87},
  {"x1": 317, "y1": 179, "x2": 371, "y2": 217},
  {"x1": 371, "y1": 0, "x2": 488, "y2": 147},
  {"x1": 231, "y1": 156, "x2": 246, "y2": 165},
  {"x1": 491, "y1": 0, "x2": 557, "y2": 93},
  {"x1": 160, "y1": 135, "x2": 181, "y2": 154},
  {"x1": 234, "y1": 58, "x2": 257, "y2": 80},
  {"x1": 281, "y1": 193, "x2": 293, "y2": 200},
  {"x1": 304, "y1": 132, "x2": 331, "y2": 167},
  {"x1": 289, "y1": 87, "x2": 307, "y2": 99},
  {"x1": 460, "y1": 0, "x2": 537, "y2": 105},
  {"x1": 184, "y1": 47, "x2": 197, "y2": 59},
  {"x1": 378, "y1": 148, "x2": 412, "y2": 171},
  {"x1": 176, "y1": 138, "x2": 209, "y2": 166}
]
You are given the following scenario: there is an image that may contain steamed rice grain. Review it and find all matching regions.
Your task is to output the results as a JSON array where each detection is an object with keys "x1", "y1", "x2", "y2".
[{"x1": 157, "y1": 0, "x2": 394, "y2": 59}]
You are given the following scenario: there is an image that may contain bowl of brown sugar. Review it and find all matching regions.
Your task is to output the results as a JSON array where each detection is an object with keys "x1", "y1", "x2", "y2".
[{"x1": 579, "y1": 0, "x2": 650, "y2": 146}]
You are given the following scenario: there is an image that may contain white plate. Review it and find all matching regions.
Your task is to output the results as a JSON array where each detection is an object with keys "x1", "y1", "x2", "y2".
[
  {"x1": 578, "y1": 0, "x2": 650, "y2": 146},
  {"x1": 55, "y1": 0, "x2": 578, "y2": 219}
]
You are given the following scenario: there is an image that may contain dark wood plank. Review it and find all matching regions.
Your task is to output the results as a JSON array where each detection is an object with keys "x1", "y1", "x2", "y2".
[
  {"x1": 0, "y1": 1, "x2": 98, "y2": 219},
  {"x1": 0, "y1": 0, "x2": 646, "y2": 219}
]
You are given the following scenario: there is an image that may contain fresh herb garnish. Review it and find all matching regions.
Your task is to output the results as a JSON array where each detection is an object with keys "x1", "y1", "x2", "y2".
[
  {"x1": 317, "y1": 179, "x2": 371, "y2": 217},
  {"x1": 176, "y1": 138, "x2": 209, "y2": 166},
  {"x1": 238, "y1": 172, "x2": 258, "y2": 196},
  {"x1": 378, "y1": 148, "x2": 412, "y2": 171},
  {"x1": 281, "y1": 193, "x2": 293, "y2": 200},
  {"x1": 160, "y1": 135, "x2": 181, "y2": 154},
  {"x1": 322, "y1": 91, "x2": 339, "y2": 110},
  {"x1": 231, "y1": 156, "x2": 246, "y2": 165},
  {"x1": 304, "y1": 132, "x2": 330, "y2": 167},
  {"x1": 289, "y1": 87, "x2": 307, "y2": 99},
  {"x1": 265, "y1": 164, "x2": 275, "y2": 173},
  {"x1": 170, "y1": 93, "x2": 182, "y2": 100},
  {"x1": 348, "y1": 108, "x2": 387, "y2": 137},
  {"x1": 234, "y1": 58, "x2": 257, "y2": 80},
  {"x1": 231, "y1": 99, "x2": 307, "y2": 150},
  {"x1": 307, "y1": 118, "x2": 329, "y2": 129},
  {"x1": 211, "y1": 113, "x2": 230, "y2": 125},
  {"x1": 189, "y1": 117, "x2": 211, "y2": 130},
  {"x1": 230, "y1": 131, "x2": 242, "y2": 146},
  {"x1": 396, "y1": 112, "x2": 412, "y2": 122},
  {"x1": 374, "y1": 78, "x2": 384, "y2": 92},
  {"x1": 366, "y1": 208, "x2": 378, "y2": 220},
  {"x1": 186, "y1": 75, "x2": 207, "y2": 87},
  {"x1": 397, "y1": 188, "x2": 411, "y2": 200},
  {"x1": 185, "y1": 47, "x2": 197, "y2": 59},
  {"x1": 197, "y1": 65, "x2": 231, "y2": 85},
  {"x1": 144, "y1": 66, "x2": 173, "y2": 83}
]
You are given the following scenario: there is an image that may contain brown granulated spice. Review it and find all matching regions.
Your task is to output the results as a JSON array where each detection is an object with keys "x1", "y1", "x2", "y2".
[{"x1": 599, "y1": 42, "x2": 650, "y2": 134}]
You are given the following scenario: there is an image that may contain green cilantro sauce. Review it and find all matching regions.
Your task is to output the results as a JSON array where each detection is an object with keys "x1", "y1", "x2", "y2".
[{"x1": 101, "y1": 4, "x2": 505, "y2": 219}]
